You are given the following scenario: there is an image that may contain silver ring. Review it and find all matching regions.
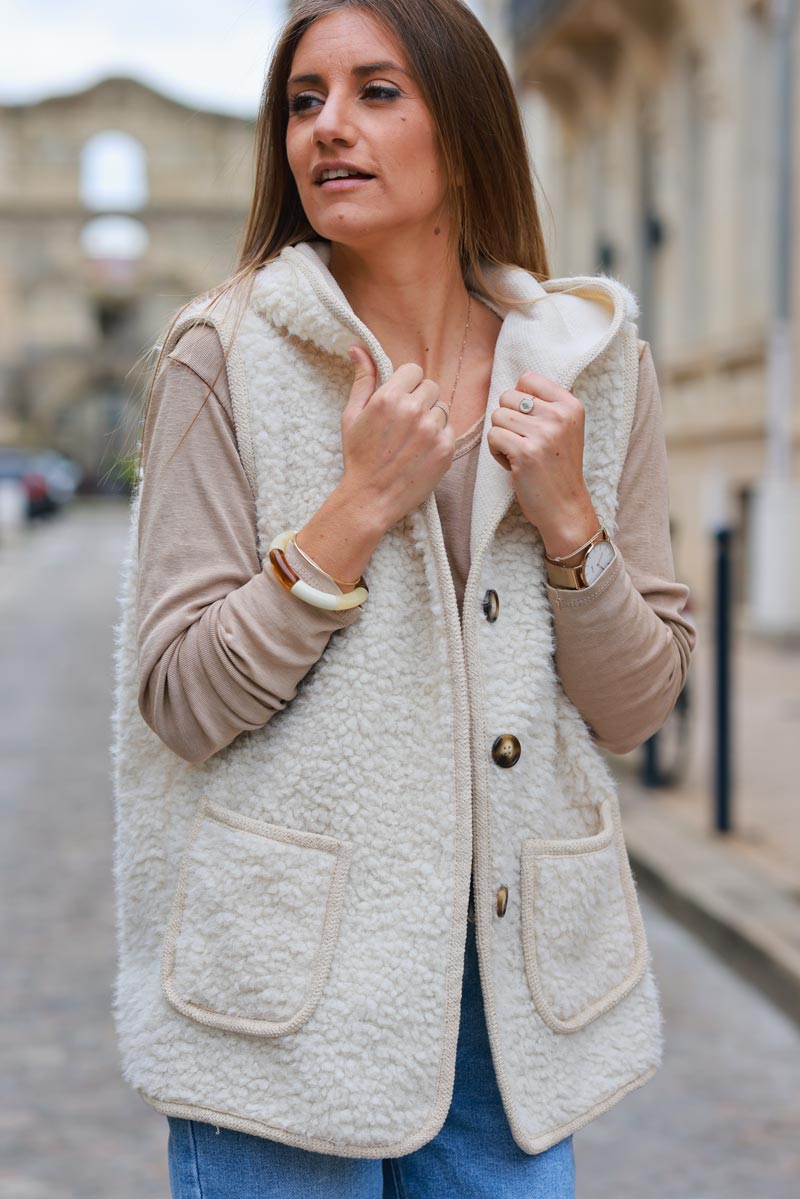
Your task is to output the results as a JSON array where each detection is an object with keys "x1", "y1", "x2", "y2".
[
  {"x1": 432, "y1": 400, "x2": 449, "y2": 427},
  {"x1": 519, "y1": 396, "x2": 534, "y2": 414}
]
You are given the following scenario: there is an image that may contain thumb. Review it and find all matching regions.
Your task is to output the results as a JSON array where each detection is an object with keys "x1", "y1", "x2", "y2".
[{"x1": 345, "y1": 345, "x2": 377, "y2": 414}]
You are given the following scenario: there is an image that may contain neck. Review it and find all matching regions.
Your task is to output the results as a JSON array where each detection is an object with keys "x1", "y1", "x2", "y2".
[{"x1": 327, "y1": 234, "x2": 471, "y2": 377}]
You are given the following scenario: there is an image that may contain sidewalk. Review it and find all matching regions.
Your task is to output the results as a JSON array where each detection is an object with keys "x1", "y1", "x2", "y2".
[{"x1": 613, "y1": 607, "x2": 800, "y2": 1023}]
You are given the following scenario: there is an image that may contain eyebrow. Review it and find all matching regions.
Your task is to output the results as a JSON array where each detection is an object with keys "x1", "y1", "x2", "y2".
[{"x1": 287, "y1": 61, "x2": 410, "y2": 87}]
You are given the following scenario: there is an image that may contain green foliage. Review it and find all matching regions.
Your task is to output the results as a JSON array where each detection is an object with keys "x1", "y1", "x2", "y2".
[{"x1": 106, "y1": 450, "x2": 139, "y2": 495}]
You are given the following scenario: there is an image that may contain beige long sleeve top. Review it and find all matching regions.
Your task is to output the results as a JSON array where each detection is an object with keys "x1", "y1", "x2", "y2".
[{"x1": 136, "y1": 322, "x2": 696, "y2": 765}]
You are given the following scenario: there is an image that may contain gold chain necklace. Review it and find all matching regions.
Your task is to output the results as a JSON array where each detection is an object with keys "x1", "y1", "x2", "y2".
[{"x1": 445, "y1": 291, "x2": 473, "y2": 416}]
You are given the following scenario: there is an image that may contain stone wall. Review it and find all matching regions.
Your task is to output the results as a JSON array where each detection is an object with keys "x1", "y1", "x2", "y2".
[{"x1": 508, "y1": 0, "x2": 800, "y2": 616}]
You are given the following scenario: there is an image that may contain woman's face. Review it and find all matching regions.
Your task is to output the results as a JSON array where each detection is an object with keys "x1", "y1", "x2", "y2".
[{"x1": 285, "y1": 9, "x2": 450, "y2": 248}]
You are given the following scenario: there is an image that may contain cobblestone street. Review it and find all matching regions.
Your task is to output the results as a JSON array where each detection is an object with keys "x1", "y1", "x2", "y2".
[{"x1": 1, "y1": 500, "x2": 798, "y2": 1198}]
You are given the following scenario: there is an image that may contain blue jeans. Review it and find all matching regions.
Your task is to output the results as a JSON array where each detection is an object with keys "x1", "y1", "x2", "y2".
[{"x1": 167, "y1": 885, "x2": 575, "y2": 1198}]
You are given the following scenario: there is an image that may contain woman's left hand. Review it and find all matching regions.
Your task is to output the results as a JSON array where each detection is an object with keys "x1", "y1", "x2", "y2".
[{"x1": 487, "y1": 370, "x2": 601, "y2": 558}]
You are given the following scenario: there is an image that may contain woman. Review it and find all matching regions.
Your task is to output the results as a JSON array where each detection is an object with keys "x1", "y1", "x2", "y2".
[{"x1": 111, "y1": 1, "x2": 696, "y2": 1196}]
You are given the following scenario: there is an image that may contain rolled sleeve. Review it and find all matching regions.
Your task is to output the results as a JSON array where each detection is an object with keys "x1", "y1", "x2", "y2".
[
  {"x1": 136, "y1": 324, "x2": 362, "y2": 765},
  {"x1": 544, "y1": 340, "x2": 696, "y2": 754}
]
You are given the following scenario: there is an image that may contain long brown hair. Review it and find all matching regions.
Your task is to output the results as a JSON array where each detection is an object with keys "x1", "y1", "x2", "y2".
[{"x1": 132, "y1": 0, "x2": 552, "y2": 484}]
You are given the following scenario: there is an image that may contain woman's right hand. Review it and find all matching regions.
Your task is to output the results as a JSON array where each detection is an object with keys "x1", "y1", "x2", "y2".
[{"x1": 340, "y1": 345, "x2": 456, "y2": 532}]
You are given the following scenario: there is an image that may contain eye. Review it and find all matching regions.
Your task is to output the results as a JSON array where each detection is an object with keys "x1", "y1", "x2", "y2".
[
  {"x1": 361, "y1": 83, "x2": 401, "y2": 101},
  {"x1": 287, "y1": 91, "x2": 321, "y2": 115},
  {"x1": 286, "y1": 82, "x2": 400, "y2": 115}
]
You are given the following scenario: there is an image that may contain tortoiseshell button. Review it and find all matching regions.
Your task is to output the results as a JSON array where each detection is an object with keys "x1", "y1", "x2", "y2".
[
  {"x1": 496, "y1": 885, "x2": 508, "y2": 917},
  {"x1": 482, "y1": 589, "x2": 499, "y2": 622},
  {"x1": 491, "y1": 734, "x2": 521, "y2": 768}
]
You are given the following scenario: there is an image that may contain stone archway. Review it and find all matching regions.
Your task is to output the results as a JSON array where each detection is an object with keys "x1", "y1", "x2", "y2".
[{"x1": 0, "y1": 75, "x2": 254, "y2": 484}]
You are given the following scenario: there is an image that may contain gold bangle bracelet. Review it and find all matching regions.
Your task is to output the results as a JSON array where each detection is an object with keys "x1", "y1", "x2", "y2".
[
  {"x1": 292, "y1": 533, "x2": 362, "y2": 588},
  {"x1": 543, "y1": 525, "x2": 606, "y2": 564}
]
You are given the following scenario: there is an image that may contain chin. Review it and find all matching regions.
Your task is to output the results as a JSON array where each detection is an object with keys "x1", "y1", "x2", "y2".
[{"x1": 310, "y1": 217, "x2": 394, "y2": 247}]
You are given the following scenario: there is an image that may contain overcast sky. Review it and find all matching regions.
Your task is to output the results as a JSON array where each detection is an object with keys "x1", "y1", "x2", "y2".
[
  {"x1": 4, "y1": 0, "x2": 488, "y2": 118},
  {"x1": 3, "y1": 0, "x2": 285, "y2": 116}
]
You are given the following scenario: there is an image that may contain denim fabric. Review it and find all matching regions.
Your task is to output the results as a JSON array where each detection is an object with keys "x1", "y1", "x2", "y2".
[{"x1": 166, "y1": 883, "x2": 575, "y2": 1198}]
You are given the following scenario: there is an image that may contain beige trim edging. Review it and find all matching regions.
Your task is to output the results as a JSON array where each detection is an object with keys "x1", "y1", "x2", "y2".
[
  {"x1": 160, "y1": 795, "x2": 353, "y2": 1037},
  {"x1": 519, "y1": 794, "x2": 650, "y2": 1034},
  {"x1": 140, "y1": 1063, "x2": 658, "y2": 1159},
  {"x1": 286, "y1": 243, "x2": 478, "y2": 1157},
  {"x1": 502, "y1": 1063, "x2": 659, "y2": 1155}
]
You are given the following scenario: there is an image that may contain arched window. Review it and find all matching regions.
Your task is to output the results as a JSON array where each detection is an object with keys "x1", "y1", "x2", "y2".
[
  {"x1": 79, "y1": 130, "x2": 148, "y2": 212},
  {"x1": 79, "y1": 214, "x2": 149, "y2": 309},
  {"x1": 79, "y1": 215, "x2": 149, "y2": 262}
]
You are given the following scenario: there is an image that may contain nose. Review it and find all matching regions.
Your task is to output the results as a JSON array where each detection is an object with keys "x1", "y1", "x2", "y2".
[{"x1": 312, "y1": 90, "x2": 357, "y2": 147}]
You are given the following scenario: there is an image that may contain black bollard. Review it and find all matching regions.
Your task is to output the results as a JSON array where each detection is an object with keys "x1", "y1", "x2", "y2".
[{"x1": 641, "y1": 730, "x2": 660, "y2": 788}]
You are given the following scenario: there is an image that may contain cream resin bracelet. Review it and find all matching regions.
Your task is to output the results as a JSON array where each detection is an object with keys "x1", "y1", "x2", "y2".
[{"x1": 268, "y1": 530, "x2": 368, "y2": 611}]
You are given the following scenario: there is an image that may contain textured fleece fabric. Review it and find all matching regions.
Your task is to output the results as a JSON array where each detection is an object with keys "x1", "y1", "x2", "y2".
[
  {"x1": 134, "y1": 323, "x2": 695, "y2": 766},
  {"x1": 110, "y1": 239, "x2": 664, "y2": 1158}
]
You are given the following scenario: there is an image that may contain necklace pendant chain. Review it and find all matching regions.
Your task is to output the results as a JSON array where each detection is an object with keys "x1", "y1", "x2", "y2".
[{"x1": 448, "y1": 291, "x2": 472, "y2": 409}]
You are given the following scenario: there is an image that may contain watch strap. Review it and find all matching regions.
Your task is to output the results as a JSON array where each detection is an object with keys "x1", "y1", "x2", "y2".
[
  {"x1": 544, "y1": 558, "x2": 587, "y2": 589},
  {"x1": 544, "y1": 526, "x2": 610, "y2": 589}
]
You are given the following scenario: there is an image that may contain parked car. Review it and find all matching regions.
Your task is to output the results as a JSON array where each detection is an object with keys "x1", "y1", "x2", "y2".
[
  {"x1": 28, "y1": 450, "x2": 83, "y2": 505},
  {"x1": 0, "y1": 447, "x2": 83, "y2": 519}
]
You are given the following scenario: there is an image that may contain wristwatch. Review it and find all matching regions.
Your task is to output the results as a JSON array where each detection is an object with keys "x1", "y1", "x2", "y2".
[{"x1": 544, "y1": 525, "x2": 615, "y2": 590}]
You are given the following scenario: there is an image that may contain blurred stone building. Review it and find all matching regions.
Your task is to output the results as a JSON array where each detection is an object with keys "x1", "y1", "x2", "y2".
[
  {"x1": 507, "y1": 0, "x2": 800, "y2": 624},
  {"x1": 0, "y1": 76, "x2": 254, "y2": 488},
  {"x1": 3, "y1": 4, "x2": 798, "y2": 624}
]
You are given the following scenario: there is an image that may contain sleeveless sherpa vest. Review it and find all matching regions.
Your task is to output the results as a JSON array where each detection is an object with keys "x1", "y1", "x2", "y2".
[{"x1": 110, "y1": 238, "x2": 663, "y2": 1158}]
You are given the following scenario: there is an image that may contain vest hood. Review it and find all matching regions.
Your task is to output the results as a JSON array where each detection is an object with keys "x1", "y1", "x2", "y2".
[{"x1": 250, "y1": 238, "x2": 639, "y2": 393}]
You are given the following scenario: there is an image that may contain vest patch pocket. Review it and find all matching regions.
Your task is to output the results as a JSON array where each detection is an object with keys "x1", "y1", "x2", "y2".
[
  {"x1": 160, "y1": 796, "x2": 352, "y2": 1036},
  {"x1": 519, "y1": 793, "x2": 648, "y2": 1034}
]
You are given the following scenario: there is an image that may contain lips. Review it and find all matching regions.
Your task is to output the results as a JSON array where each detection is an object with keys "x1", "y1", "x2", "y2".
[
  {"x1": 317, "y1": 177, "x2": 374, "y2": 199},
  {"x1": 312, "y1": 162, "x2": 375, "y2": 184}
]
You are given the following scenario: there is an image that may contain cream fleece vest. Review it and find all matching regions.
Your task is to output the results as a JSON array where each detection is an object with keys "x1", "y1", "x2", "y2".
[{"x1": 110, "y1": 239, "x2": 663, "y2": 1158}]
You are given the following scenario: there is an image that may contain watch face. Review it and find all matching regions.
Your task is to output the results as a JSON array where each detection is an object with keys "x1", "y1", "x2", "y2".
[{"x1": 583, "y1": 539, "x2": 615, "y2": 585}]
